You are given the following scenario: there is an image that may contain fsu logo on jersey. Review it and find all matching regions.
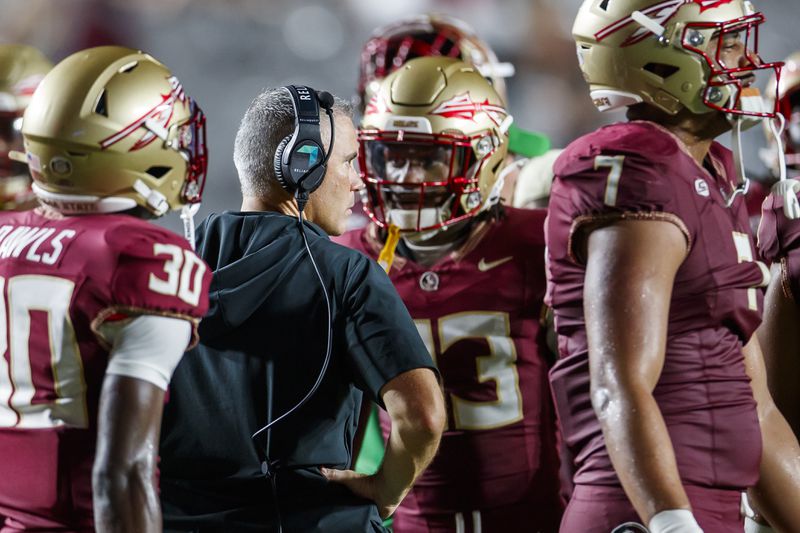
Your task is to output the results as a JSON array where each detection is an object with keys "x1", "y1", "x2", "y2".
[
  {"x1": 99, "y1": 76, "x2": 189, "y2": 152},
  {"x1": 429, "y1": 93, "x2": 507, "y2": 126},
  {"x1": 419, "y1": 271, "x2": 440, "y2": 292},
  {"x1": 595, "y1": 0, "x2": 736, "y2": 47}
]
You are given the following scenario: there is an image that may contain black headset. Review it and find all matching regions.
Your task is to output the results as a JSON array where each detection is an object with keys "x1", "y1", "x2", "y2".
[{"x1": 273, "y1": 85, "x2": 336, "y2": 205}]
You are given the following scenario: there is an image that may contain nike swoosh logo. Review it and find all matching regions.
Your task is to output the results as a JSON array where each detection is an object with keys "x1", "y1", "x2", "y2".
[{"x1": 477, "y1": 256, "x2": 513, "y2": 272}]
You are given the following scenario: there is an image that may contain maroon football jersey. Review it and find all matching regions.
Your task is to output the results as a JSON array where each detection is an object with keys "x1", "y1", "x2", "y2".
[
  {"x1": 0, "y1": 208, "x2": 210, "y2": 531},
  {"x1": 337, "y1": 208, "x2": 562, "y2": 516},
  {"x1": 758, "y1": 183, "x2": 800, "y2": 297},
  {"x1": 546, "y1": 121, "x2": 767, "y2": 490}
]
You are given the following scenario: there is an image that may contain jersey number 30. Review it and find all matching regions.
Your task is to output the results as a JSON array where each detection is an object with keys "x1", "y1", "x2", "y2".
[{"x1": 0, "y1": 276, "x2": 87, "y2": 429}]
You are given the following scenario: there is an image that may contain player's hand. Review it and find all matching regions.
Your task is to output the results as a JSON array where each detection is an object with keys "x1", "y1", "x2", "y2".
[{"x1": 321, "y1": 467, "x2": 401, "y2": 519}]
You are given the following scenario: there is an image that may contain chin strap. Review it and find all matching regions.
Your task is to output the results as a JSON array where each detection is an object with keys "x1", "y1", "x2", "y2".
[
  {"x1": 481, "y1": 158, "x2": 528, "y2": 212},
  {"x1": 132, "y1": 179, "x2": 170, "y2": 216},
  {"x1": 377, "y1": 224, "x2": 401, "y2": 273},
  {"x1": 726, "y1": 118, "x2": 751, "y2": 208},
  {"x1": 180, "y1": 203, "x2": 201, "y2": 249},
  {"x1": 765, "y1": 113, "x2": 800, "y2": 219}
]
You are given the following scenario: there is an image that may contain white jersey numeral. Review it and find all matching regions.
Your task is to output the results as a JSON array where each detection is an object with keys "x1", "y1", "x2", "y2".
[
  {"x1": 0, "y1": 275, "x2": 88, "y2": 429},
  {"x1": 595, "y1": 155, "x2": 626, "y2": 207},
  {"x1": 148, "y1": 243, "x2": 207, "y2": 306},
  {"x1": 732, "y1": 231, "x2": 766, "y2": 311},
  {"x1": 415, "y1": 311, "x2": 523, "y2": 431}
]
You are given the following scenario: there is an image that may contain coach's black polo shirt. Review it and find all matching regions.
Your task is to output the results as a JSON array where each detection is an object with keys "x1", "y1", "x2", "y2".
[{"x1": 159, "y1": 212, "x2": 435, "y2": 533}]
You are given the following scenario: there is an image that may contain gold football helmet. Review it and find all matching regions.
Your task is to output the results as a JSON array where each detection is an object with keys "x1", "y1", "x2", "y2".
[
  {"x1": 22, "y1": 45, "x2": 207, "y2": 216},
  {"x1": 0, "y1": 45, "x2": 52, "y2": 210},
  {"x1": 763, "y1": 52, "x2": 800, "y2": 175},
  {"x1": 572, "y1": 0, "x2": 782, "y2": 117},
  {"x1": 359, "y1": 56, "x2": 510, "y2": 233},
  {"x1": 357, "y1": 14, "x2": 514, "y2": 111}
]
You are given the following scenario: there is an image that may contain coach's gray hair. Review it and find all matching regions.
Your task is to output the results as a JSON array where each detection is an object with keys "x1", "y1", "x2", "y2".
[{"x1": 233, "y1": 87, "x2": 353, "y2": 198}]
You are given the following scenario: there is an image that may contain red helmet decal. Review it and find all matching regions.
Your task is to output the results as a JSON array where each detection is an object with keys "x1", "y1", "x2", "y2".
[
  {"x1": 596, "y1": 0, "x2": 736, "y2": 46},
  {"x1": 13, "y1": 74, "x2": 46, "y2": 98},
  {"x1": 429, "y1": 93, "x2": 507, "y2": 126},
  {"x1": 99, "y1": 75, "x2": 188, "y2": 152},
  {"x1": 365, "y1": 93, "x2": 392, "y2": 115}
]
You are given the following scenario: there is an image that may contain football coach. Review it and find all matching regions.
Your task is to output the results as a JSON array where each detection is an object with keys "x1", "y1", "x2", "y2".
[{"x1": 157, "y1": 86, "x2": 445, "y2": 533}]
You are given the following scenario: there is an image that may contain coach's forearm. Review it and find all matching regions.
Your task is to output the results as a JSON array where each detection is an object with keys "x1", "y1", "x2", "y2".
[{"x1": 375, "y1": 407, "x2": 443, "y2": 506}]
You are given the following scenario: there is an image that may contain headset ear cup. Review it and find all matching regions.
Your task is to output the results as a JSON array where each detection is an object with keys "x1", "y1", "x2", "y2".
[
  {"x1": 300, "y1": 165, "x2": 327, "y2": 195},
  {"x1": 273, "y1": 136, "x2": 292, "y2": 192}
]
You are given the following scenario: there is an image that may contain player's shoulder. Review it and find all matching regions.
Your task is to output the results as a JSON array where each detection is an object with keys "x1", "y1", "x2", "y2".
[
  {"x1": 555, "y1": 121, "x2": 681, "y2": 177},
  {"x1": 100, "y1": 215, "x2": 192, "y2": 256},
  {"x1": 493, "y1": 207, "x2": 546, "y2": 247},
  {"x1": 551, "y1": 122, "x2": 684, "y2": 216}
]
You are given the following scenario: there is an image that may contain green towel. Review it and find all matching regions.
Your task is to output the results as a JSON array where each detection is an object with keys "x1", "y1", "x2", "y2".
[{"x1": 508, "y1": 124, "x2": 550, "y2": 157}]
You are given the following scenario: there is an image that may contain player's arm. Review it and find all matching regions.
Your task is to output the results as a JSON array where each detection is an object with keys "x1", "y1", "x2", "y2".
[
  {"x1": 757, "y1": 262, "x2": 800, "y2": 435},
  {"x1": 92, "y1": 315, "x2": 192, "y2": 533},
  {"x1": 744, "y1": 305, "x2": 800, "y2": 531},
  {"x1": 323, "y1": 367, "x2": 445, "y2": 518},
  {"x1": 583, "y1": 219, "x2": 700, "y2": 530}
]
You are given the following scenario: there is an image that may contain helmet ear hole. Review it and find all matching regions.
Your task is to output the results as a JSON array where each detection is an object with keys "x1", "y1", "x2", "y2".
[
  {"x1": 145, "y1": 166, "x2": 171, "y2": 179},
  {"x1": 599, "y1": 0, "x2": 611, "y2": 11},
  {"x1": 94, "y1": 90, "x2": 108, "y2": 117},
  {"x1": 643, "y1": 63, "x2": 680, "y2": 80}
]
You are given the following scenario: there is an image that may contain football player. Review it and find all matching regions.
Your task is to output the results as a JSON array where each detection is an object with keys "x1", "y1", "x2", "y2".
[
  {"x1": 357, "y1": 14, "x2": 513, "y2": 112},
  {"x1": 546, "y1": 1, "x2": 800, "y2": 532},
  {"x1": 0, "y1": 45, "x2": 51, "y2": 211},
  {"x1": 351, "y1": 13, "x2": 560, "y2": 481},
  {"x1": 356, "y1": 13, "x2": 553, "y2": 204},
  {"x1": 0, "y1": 46, "x2": 211, "y2": 532},
  {"x1": 337, "y1": 56, "x2": 563, "y2": 533},
  {"x1": 754, "y1": 51, "x2": 800, "y2": 533}
]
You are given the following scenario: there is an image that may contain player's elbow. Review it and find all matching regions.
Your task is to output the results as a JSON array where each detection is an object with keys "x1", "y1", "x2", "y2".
[
  {"x1": 92, "y1": 456, "x2": 158, "y2": 511},
  {"x1": 589, "y1": 368, "x2": 650, "y2": 424},
  {"x1": 590, "y1": 383, "x2": 616, "y2": 422},
  {"x1": 590, "y1": 366, "x2": 629, "y2": 423}
]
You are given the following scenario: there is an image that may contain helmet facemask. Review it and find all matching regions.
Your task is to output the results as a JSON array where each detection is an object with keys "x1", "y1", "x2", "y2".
[
  {"x1": 360, "y1": 128, "x2": 502, "y2": 233},
  {"x1": 679, "y1": 12, "x2": 781, "y2": 121},
  {"x1": 142, "y1": 97, "x2": 208, "y2": 205}
]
